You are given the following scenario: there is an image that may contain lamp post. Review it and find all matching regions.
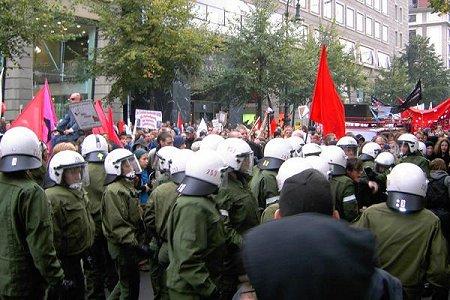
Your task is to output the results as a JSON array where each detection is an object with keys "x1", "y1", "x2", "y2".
[{"x1": 283, "y1": 0, "x2": 302, "y2": 128}]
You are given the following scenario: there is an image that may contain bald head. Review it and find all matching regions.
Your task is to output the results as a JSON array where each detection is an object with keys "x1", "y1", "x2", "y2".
[{"x1": 69, "y1": 93, "x2": 82, "y2": 103}]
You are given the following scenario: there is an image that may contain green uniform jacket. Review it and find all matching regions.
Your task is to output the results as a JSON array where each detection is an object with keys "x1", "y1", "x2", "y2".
[
  {"x1": 215, "y1": 175, "x2": 260, "y2": 234},
  {"x1": 249, "y1": 167, "x2": 279, "y2": 209},
  {"x1": 0, "y1": 172, "x2": 63, "y2": 297},
  {"x1": 84, "y1": 162, "x2": 106, "y2": 238},
  {"x1": 166, "y1": 195, "x2": 240, "y2": 297},
  {"x1": 102, "y1": 178, "x2": 142, "y2": 258},
  {"x1": 398, "y1": 153, "x2": 430, "y2": 177},
  {"x1": 46, "y1": 185, "x2": 95, "y2": 257},
  {"x1": 354, "y1": 203, "x2": 449, "y2": 296},
  {"x1": 330, "y1": 175, "x2": 359, "y2": 222},
  {"x1": 143, "y1": 180, "x2": 179, "y2": 263},
  {"x1": 260, "y1": 203, "x2": 279, "y2": 223}
]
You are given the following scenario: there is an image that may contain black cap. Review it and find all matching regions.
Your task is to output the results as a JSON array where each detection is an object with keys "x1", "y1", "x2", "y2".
[
  {"x1": 279, "y1": 169, "x2": 334, "y2": 217},
  {"x1": 355, "y1": 134, "x2": 365, "y2": 142}
]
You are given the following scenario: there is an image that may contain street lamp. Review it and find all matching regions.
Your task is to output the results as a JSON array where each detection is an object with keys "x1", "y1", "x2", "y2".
[{"x1": 283, "y1": 0, "x2": 302, "y2": 127}]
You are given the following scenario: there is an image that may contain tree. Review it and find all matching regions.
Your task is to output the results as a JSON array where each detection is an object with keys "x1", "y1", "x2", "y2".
[
  {"x1": 429, "y1": 0, "x2": 450, "y2": 13},
  {"x1": 0, "y1": 0, "x2": 75, "y2": 63},
  {"x1": 372, "y1": 57, "x2": 412, "y2": 105},
  {"x1": 201, "y1": 1, "x2": 366, "y2": 119},
  {"x1": 372, "y1": 35, "x2": 450, "y2": 105},
  {"x1": 85, "y1": 0, "x2": 218, "y2": 111},
  {"x1": 401, "y1": 35, "x2": 450, "y2": 104}
]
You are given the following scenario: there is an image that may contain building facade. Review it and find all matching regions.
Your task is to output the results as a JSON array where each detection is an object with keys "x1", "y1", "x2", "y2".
[{"x1": 409, "y1": 0, "x2": 450, "y2": 68}]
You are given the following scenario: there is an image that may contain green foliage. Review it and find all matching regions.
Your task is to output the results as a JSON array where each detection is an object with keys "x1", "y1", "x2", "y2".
[
  {"x1": 201, "y1": 0, "x2": 366, "y2": 117},
  {"x1": 0, "y1": 0, "x2": 75, "y2": 63},
  {"x1": 85, "y1": 0, "x2": 218, "y2": 102},
  {"x1": 429, "y1": 0, "x2": 450, "y2": 13},
  {"x1": 373, "y1": 36, "x2": 450, "y2": 105}
]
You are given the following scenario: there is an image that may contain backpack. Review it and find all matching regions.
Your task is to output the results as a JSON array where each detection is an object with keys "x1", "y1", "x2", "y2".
[{"x1": 426, "y1": 175, "x2": 449, "y2": 211}]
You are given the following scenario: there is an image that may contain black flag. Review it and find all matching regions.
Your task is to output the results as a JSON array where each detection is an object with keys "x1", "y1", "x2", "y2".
[{"x1": 391, "y1": 80, "x2": 422, "y2": 114}]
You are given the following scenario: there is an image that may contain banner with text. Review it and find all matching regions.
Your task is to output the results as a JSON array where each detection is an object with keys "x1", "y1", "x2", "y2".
[{"x1": 135, "y1": 109, "x2": 162, "y2": 129}]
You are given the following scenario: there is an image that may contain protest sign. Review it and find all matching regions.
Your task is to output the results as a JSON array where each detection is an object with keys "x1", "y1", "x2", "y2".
[
  {"x1": 135, "y1": 109, "x2": 162, "y2": 129},
  {"x1": 69, "y1": 100, "x2": 101, "y2": 130}
]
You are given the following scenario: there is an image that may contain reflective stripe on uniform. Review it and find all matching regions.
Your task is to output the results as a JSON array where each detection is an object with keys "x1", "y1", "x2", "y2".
[
  {"x1": 343, "y1": 195, "x2": 357, "y2": 202},
  {"x1": 266, "y1": 196, "x2": 279, "y2": 206},
  {"x1": 219, "y1": 209, "x2": 229, "y2": 217}
]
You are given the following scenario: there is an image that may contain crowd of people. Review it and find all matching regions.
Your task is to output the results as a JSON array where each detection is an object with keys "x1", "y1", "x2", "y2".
[{"x1": 0, "y1": 98, "x2": 449, "y2": 300}]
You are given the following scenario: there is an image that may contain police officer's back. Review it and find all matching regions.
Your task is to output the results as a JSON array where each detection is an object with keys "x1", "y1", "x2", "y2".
[
  {"x1": 0, "y1": 127, "x2": 66, "y2": 299},
  {"x1": 355, "y1": 163, "x2": 449, "y2": 298}
]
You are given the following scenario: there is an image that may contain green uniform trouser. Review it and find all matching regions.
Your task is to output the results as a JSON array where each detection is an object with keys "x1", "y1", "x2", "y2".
[
  {"x1": 108, "y1": 246, "x2": 140, "y2": 300},
  {"x1": 59, "y1": 254, "x2": 86, "y2": 300}
]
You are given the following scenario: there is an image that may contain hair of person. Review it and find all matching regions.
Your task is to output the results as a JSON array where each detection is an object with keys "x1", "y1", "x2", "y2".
[
  {"x1": 434, "y1": 138, "x2": 449, "y2": 156},
  {"x1": 157, "y1": 131, "x2": 172, "y2": 144},
  {"x1": 52, "y1": 142, "x2": 77, "y2": 157},
  {"x1": 346, "y1": 158, "x2": 363, "y2": 172},
  {"x1": 430, "y1": 158, "x2": 447, "y2": 171}
]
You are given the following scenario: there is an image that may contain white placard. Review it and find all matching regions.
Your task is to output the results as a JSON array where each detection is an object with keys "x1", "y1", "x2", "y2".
[{"x1": 135, "y1": 109, "x2": 162, "y2": 129}]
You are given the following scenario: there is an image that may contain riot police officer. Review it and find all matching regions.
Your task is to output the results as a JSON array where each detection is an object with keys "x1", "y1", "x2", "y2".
[
  {"x1": 250, "y1": 138, "x2": 292, "y2": 210},
  {"x1": 359, "y1": 142, "x2": 381, "y2": 170},
  {"x1": 397, "y1": 133, "x2": 430, "y2": 176},
  {"x1": 166, "y1": 149, "x2": 241, "y2": 299},
  {"x1": 355, "y1": 163, "x2": 448, "y2": 298},
  {"x1": 81, "y1": 134, "x2": 117, "y2": 298},
  {"x1": 46, "y1": 150, "x2": 95, "y2": 299},
  {"x1": 337, "y1": 136, "x2": 358, "y2": 159},
  {"x1": 0, "y1": 127, "x2": 67, "y2": 299},
  {"x1": 102, "y1": 148, "x2": 149, "y2": 299}
]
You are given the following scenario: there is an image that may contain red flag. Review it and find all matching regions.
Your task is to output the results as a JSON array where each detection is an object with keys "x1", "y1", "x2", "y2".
[
  {"x1": 310, "y1": 45, "x2": 345, "y2": 138},
  {"x1": 107, "y1": 107, "x2": 122, "y2": 147},
  {"x1": 177, "y1": 111, "x2": 184, "y2": 132},
  {"x1": 12, "y1": 87, "x2": 45, "y2": 140},
  {"x1": 92, "y1": 100, "x2": 122, "y2": 147}
]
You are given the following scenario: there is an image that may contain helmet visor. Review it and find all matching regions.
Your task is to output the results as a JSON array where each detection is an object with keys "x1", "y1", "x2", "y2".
[
  {"x1": 121, "y1": 156, "x2": 142, "y2": 176},
  {"x1": 62, "y1": 164, "x2": 89, "y2": 188},
  {"x1": 238, "y1": 152, "x2": 254, "y2": 175}
]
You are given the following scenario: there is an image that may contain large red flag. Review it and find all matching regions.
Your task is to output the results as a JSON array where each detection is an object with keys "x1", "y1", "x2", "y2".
[
  {"x1": 12, "y1": 87, "x2": 45, "y2": 140},
  {"x1": 92, "y1": 100, "x2": 122, "y2": 147},
  {"x1": 310, "y1": 45, "x2": 346, "y2": 138}
]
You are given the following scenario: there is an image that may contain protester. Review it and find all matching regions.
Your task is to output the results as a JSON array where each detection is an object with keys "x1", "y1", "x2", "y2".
[
  {"x1": 434, "y1": 138, "x2": 450, "y2": 172},
  {"x1": 54, "y1": 92, "x2": 83, "y2": 145},
  {"x1": 134, "y1": 148, "x2": 151, "y2": 205}
]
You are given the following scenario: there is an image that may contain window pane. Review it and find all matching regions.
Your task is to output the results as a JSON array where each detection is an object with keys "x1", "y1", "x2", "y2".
[
  {"x1": 336, "y1": 3, "x2": 344, "y2": 24},
  {"x1": 193, "y1": 3, "x2": 207, "y2": 20},
  {"x1": 374, "y1": 0, "x2": 380, "y2": 11},
  {"x1": 366, "y1": 17, "x2": 373, "y2": 36},
  {"x1": 346, "y1": 8, "x2": 355, "y2": 28},
  {"x1": 324, "y1": 0, "x2": 332, "y2": 19},
  {"x1": 365, "y1": 0, "x2": 372, "y2": 7},
  {"x1": 409, "y1": 14, "x2": 416, "y2": 22},
  {"x1": 360, "y1": 46, "x2": 374, "y2": 65},
  {"x1": 357, "y1": 13, "x2": 364, "y2": 32},
  {"x1": 310, "y1": 0, "x2": 320, "y2": 14},
  {"x1": 378, "y1": 52, "x2": 391, "y2": 68},
  {"x1": 382, "y1": 25, "x2": 388, "y2": 42},
  {"x1": 382, "y1": 0, "x2": 388, "y2": 15},
  {"x1": 374, "y1": 21, "x2": 381, "y2": 39},
  {"x1": 208, "y1": 6, "x2": 225, "y2": 25},
  {"x1": 340, "y1": 38, "x2": 356, "y2": 56},
  {"x1": 300, "y1": 0, "x2": 306, "y2": 8}
]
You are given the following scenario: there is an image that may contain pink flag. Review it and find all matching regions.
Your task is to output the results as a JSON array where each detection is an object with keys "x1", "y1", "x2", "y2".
[{"x1": 42, "y1": 79, "x2": 57, "y2": 144}]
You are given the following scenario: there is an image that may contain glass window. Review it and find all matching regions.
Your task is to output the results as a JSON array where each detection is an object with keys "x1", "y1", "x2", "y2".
[
  {"x1": 365, "y1": 0, "x2": 372, "y2": 7},
  {"x1": 207, "y1": 6, "x2": 225, "y2": 25},
  {"x1": 374, "y1": 21, "x2": 381, "y2": 39},
  {"x1": 310, "y1": 0, "x2": 320, "y2": 14},
  {"x1": 409, "y1": 14, "x2": 416, "y2": 22},
  {"x1": 400, "y1": 33, "x2": 403, "y2": 47},
  {"x1": 374, "y1": 0, "x2": 381, "y2": 11},
  {"x1": 395, "y1": 31, "x2": 398, "y2": 46},
  {"x1": 399, "y1": 7, "x2": 403, "y2": 23},
  {"x1": 357, "y1": 12, "x2": 364, "y2": 32},
  {"x1": 336, "y1": 2, "x2": 345, "y2": 24},
  {"x1": 300, "y1": 0, "x2": 307, "y2": 8},
  {"x1": 360, "y1": 46, "x2": 374, "y2": 65},
  {"x1": 340, "y1": 38, "x2": 356, "y2": 57},
  {"x1": 324, "y1": 0, "x2": 332, "y2": 19},
  {"x1": 313, "y1": 29, "x2": 320, "y2": 41},
  {"x1": 382, "y1": 0, "x2": 388, "y2": 15},
  {"x1": 366, "y1": 17, "x2": 373, "y2": 36},
  {"x1": 33, "y1": 24, "x2": 95, "y2": 117},
  {"x1": 225, "y1": 11, "x2": 240, "y2": 27},
  {"x1": 378, "y1": 52, "x2": 391, "y2": 68},
  {"x1": 193, "y1": 3, "x2": 207, "y2": 20},
  {"x1": 382, "y1": 25, "x2": 388, "y2": 42},
  {"x1": 346, "y1": 7, "x2": 355, "y2": 28},
  {"x1": 409, "y1": 29, "x2": 417, "y2": 39},
  {"x1": 395, "y1": 5, "x2": 398, "y2": 21}
]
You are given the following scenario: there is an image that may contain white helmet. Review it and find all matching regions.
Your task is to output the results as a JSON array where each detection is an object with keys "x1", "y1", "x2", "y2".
[
  {"x1": 336, "y1": 136, "x2": 358, "y2": 148},
  {"x1": 216, "y1": 138, "x2": 254, "y2": 175},
  {"x1": 300, "y1": 143, "x2": 322, "y2": 157},
  {"x1": 360, "y1": 142, "x2": 381, "y2": 161},
  {"x1": 320, "y1": 145, "x2": 347, "y2": 176},
  {"x1": 397, "y1": 133, "x2": 419, "y2": 154},
  {"x1": 258, "y1": 138, "x2": 292, "y2": 170},
  {"x1": 304, "y1": 155, "x2": 330, "y2": 179},
  {"x1": 287, "y1": 136, "x2": 305, "y2": 157},
  {"x1": 276, "y1": 157, "x2": 313, "y2": 191},
  {"x1": 49, "y1": 150, "x2": 89, "y2": 190},
  {"x1": 177, "y1": 149, "x2": 228, "y2": 196},
  {"x1": 81, "y1": 134, "x2": 109, "y2": 162},
  {"x1": 200, "y1": 134, "x2": 224, "y2": 151},
  {"x1": 375, "y1": 152, "x2": 395, "y2": 168},
  {"x1": 104, "y1": 148, "x2": 142, "y2": 185},
  {"x1": 418, "y1": 141, "x2": 426, "y2": 155},
  {"x1": 170, "y1": 149, "x2": 195, "y2": 184},
  {"x1": 386, "y1": 163, "x2": 427, "y2": 213},
  {"x1": 0, "y1": 127, "x2": 42, "y2": 172},
  {"x1": 156, "y1": 146, "x2": 180, "y2": 173},
  {"x1": 191, "y1": 141, "x2": 202, "y2": 151}
]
